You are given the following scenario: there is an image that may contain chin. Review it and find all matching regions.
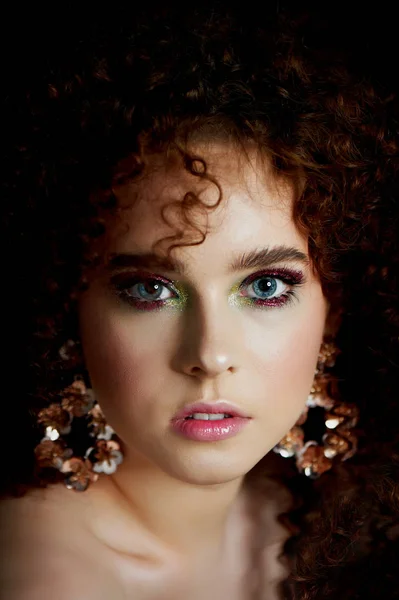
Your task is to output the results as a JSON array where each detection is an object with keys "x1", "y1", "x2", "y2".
[
  {"x1": 175, "y1": 469, "x2": 246, "y2": 487},
  {"x1": 160, "y1": 453, "x2": 260, "y2": 486}
]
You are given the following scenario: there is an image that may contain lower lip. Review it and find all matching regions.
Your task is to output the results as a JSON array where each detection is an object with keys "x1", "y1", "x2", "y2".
[{"x1": 171, "y1": 417, "x2": 249, "y2": 441}]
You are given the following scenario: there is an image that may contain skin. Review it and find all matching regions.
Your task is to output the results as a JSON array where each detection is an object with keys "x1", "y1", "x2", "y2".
[{"x1": 76, "y1": 141, "x2": 328, "y2": 568}]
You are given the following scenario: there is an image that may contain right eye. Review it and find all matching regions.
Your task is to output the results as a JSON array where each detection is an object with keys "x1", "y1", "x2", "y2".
[
  {"x1": 112, "y1": 274, "x2": 179, "y2": 311},
  {"x1": 125, "y1": 279, "x2": 175, "y2": 301}
]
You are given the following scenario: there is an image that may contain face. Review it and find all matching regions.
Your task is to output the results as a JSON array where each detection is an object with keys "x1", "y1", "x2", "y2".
[{"x1": 78, "y1": 142, "x2": 328, "y2": 485}]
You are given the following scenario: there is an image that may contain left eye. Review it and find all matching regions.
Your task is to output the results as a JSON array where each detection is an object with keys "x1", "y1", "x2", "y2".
[{"x1": 244, "y1": 276, "x2": 288, "y2": 300}]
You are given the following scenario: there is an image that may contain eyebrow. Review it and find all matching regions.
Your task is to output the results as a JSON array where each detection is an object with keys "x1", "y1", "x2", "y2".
[{"x1": 107, "y1": 245, "x2": 309, "y2": 276}]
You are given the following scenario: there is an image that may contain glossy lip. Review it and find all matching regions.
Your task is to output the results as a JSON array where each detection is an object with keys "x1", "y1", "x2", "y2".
[
  {"x1": 171, "y1": 401, "x2": 251, "y2": 442},
  {"x1": 171, "y1": 416, "x2": 249, "y2": 442},
  {"x1": 172, "y1": 401, "x2": 250, "y2": 421}
]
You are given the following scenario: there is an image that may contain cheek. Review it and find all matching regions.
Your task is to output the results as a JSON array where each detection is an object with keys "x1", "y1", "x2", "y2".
[
  {"x1": 78, "y1": 297, "x2": 169, "y2": 419},
  {"x1": 249, "y1": 291, "x2": 326, "y2": 412},
  {"x1": 267, "y1": 327, "x2": 319, "y2": 396}
]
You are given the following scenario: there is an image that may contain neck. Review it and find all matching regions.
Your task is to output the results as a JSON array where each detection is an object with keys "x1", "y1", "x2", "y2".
[{"x1": 99, "y1": 448, "x2": 246, "y2": 559}]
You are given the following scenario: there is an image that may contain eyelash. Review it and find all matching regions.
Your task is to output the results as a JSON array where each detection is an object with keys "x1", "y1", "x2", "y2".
[{"x1": 111, "y1": 268, "x2": 305, "y2": 312}]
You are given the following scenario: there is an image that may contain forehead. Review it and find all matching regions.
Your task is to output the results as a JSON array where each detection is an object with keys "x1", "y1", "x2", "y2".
[{"x1": 107, "y1": 142, "x2": 307, "y2": 268}]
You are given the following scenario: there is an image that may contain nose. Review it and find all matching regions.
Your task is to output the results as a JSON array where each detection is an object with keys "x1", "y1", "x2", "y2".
[{"x1": 171, "y1": 294, "x2": 240, "y2": 379}]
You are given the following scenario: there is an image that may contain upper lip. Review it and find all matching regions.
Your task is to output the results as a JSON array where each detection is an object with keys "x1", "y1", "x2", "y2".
[{"x1": 173, "y1": 401, "x2": 250, "y2": 420}]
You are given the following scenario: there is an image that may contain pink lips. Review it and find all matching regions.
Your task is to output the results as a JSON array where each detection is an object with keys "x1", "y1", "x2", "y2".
[{"x1": 171, "y1": 402, "x2": 251, "y2": 442}]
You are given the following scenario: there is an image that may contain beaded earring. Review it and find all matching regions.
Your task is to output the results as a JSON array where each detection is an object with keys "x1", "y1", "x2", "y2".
[
  {"x1": 34, "y1": 340, "x2": 123, "y2": 491},
  {"x1": 272, "y1": 339, "x2": 360, "y2": 478}
]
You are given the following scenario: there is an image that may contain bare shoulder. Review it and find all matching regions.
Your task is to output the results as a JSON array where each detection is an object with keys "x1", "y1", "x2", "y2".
[{"x1": 0, "y1": 487, "x2": 123, "y2": 600}]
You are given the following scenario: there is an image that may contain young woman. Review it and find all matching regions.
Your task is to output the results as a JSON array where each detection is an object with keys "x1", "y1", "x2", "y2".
[{"x1": 1, "y1": 4, "x2": 399, "y2": 599}]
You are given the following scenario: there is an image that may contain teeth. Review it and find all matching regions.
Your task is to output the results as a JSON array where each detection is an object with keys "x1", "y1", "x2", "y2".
[
  {"x1": 208, "y1": 413, "x2": 227, "y2": 420},
  {"x1": 191, "y1": 413, "x2": 228, "y2": 420}
]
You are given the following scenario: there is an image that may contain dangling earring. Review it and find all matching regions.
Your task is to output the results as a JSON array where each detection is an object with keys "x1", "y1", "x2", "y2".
[
  {"x1": 272, "y1": 339, "x2": 360, "y2": 479},
  {"x1": 33, "y1": 340, "x2": 124, "y2": 492}
]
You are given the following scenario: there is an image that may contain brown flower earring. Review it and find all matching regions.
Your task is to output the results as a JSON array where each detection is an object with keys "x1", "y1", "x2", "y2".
[
  {"x1": 272, "y1": 339, "x2": 360, "y2": 478},
  {"x1": 34, "y1": 340, "x2": 124, "y2": 491}
]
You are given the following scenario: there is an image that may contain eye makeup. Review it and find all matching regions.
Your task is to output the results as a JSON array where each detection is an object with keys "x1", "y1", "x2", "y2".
[
  {"x1": 111, "y1": 271, "x2": 186, "y2": 312},
  {"x1": 231, "y1": 267, "x2": 305, "y2": 309},
  {"x1": 110, "y1": 266, "x2": 306, "y2": 312}
]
